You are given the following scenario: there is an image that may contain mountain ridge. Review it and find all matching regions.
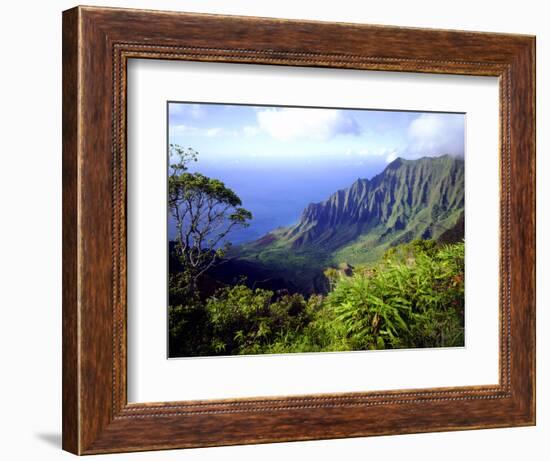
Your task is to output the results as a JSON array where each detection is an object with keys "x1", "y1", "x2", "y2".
[
  {"x1": 277, "y1": 154, "x2": 462, "y2": 250},
  {"x1": 231, "y1": 154, "x2": 464, "y2": 292}
]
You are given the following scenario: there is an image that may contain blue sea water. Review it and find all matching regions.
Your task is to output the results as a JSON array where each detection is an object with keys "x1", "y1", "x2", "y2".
[{"x1": 168, "y1": 159, "x2": 387, "y2": 245}]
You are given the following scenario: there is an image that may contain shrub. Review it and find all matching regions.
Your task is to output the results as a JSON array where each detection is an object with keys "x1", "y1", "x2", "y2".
[
  {"x1": 325, "y1": 241, "x2": 464, "y2": 350},
  {"x1": 206, "y1": 285, "x2": 313, "y2": 355},
  {"x1": 168, "y1": 273, "x2": 213, "y2": 357},
  {"x1": 168, "y1": 240, "x2": 465, "y2": 356}
]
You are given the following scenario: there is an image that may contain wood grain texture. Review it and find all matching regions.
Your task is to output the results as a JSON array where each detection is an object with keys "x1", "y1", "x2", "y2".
[
  {"x1": 62, "y1": 7, "x2": 80, "y2": 454},
  {"x1": 62, "y1": 5, "x2": 536, "y2": 455}
]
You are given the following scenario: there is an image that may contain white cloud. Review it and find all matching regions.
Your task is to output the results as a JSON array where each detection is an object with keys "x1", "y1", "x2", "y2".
[
  {"x1": 345, "y1": 146, "x2": 399, "y2": 162},
  {"x1": 205, "y1": 128, "x2": 222, "y2": 137},
  {"x1": 407, "y1": 113, "x2": 464, "y2": 157},
  {"x1": 171, "y1": 124, "x2": 236, "y2": 138},
  {"x1": 170, "y1": 103, "x2": 205, "y2": 119},
  {"x1": 346, "y1": 147, "x2": 371, "y2": 157},
  {"x1": 189, "y1": 104, "x2": 206, "y2": 119},
  {"x1": 344, "y1": 113, "x2": 464, "y2": 163},
  {"x1": 171, "y1": 124, "x2": 199, "y2": 134},
  {"x1": 256, "y1": 108, "x2": 359, "y2": 141},
  {"x1": 242, "y1": 125, "x2": 259, "y2": 137},
  {"x1": 385, "y1": 151, "x2": 398, "y2": 163}
]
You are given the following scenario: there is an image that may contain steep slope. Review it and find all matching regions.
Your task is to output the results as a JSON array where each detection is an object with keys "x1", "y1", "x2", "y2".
[
  {"x1": 286, "y1": 155, "x2": 463, "y2": 251},
  {"x1": 233, "y1": 155, "x2": 464, "y2": 292}
]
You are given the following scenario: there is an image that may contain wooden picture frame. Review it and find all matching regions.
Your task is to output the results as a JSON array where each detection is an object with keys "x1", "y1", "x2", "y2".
[{"x1": 62, "y1": 5, "x2": 535, "y2": 455}]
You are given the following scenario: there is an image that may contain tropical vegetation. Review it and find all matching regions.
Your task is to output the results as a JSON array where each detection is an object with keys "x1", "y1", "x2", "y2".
[
  {"x1": 169, "y1": 239, "x2": 464, "y2": 356},
  {"x1": 167, "y1": 144, "x2": 465, "y2": 357}
]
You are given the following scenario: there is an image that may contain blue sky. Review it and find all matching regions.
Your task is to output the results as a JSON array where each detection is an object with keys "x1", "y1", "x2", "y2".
[
  {"x1": 167, "y1": 103, "x2": 464, "y2": 244},
  {"x1": 168, "y1": 102, "x2": 464, "y2": 169}
]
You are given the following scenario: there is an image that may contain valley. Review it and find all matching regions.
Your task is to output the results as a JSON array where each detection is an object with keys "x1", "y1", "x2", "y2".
[{"x1": 227, "y1": 154, "x2": 465, "y2": 294}]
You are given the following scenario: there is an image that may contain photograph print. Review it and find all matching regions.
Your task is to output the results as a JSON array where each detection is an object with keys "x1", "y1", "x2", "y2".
[{"x1": 167, "y1": 102, "x2": 465, "y2": 358}]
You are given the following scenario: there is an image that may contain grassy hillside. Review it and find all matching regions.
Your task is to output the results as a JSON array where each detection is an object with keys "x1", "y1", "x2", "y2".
[
  {"x1": 170, "y1": 240, "x2": 465, "y2": 357},
  {"x1": 231, "y1": 155, "x2": 464, "y2": 293}
]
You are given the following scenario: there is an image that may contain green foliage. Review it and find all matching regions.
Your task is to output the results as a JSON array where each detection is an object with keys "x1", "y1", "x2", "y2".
[
  {"x1": 205, "y1": 286, "x2": 318, "y2": 355},
  {"x1": 206, "y1": 285, "x2": 274, "y2": 354},
  {"x1": 235, "y1": 155, "x2": 464, "y2": 294},
  {"x1": 168, "y1": 272, "x2": 213, "y2": 357},
  {"x1": 169, "y1": 144, "x2": 198, "y2": 172},
  {"x1": 323, "y1": 267, "x2": 340, "y2": 290},
  {"x1": 167, "y1": 154, "x2": 465, "y2": 357},
  {"x1": 168, "y1": 144, "x2": 252, "y2": 287},
  {"x1": 169, "y1": 240, "x2": 464, "y2": 357},
  {"x1": 170, "y1": 172, "x2": 246, "y2": 210},
  {"x1": 326, "y1": 240, "x2": 464, "y2": 349}
]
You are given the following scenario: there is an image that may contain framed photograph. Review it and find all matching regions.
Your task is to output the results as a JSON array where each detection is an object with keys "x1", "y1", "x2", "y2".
[{"x1": 62, "y1": 6, "x2": 535, "y2": 455}]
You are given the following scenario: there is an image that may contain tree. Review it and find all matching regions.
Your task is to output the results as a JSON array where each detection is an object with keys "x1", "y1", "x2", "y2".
[{"x1": 168, "y1": 144, "x2": 252, "y2": 287}]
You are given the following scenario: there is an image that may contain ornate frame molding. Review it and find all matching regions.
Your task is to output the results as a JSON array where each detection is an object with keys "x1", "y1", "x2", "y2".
[{"x1": 63, "y1": 6, "x2": 535, "y2": 454}]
